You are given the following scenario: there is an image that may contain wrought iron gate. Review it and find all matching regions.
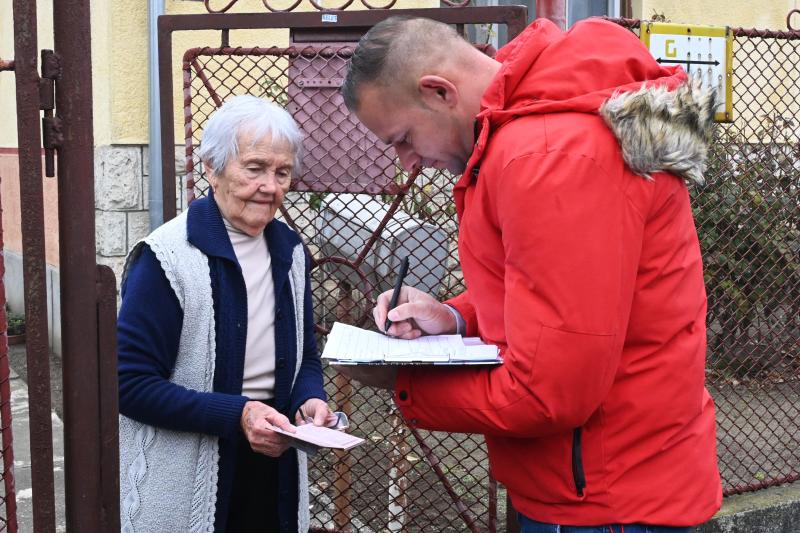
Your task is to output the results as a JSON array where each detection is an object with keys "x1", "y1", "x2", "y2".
[
  {"x1": 3, "y1": 1, "x2": 120, "y2": 532},
  {"x1": 160, "y1": 4, "x2": 800, "y2": 533},
  {"x1": 159, "y1": 6, "x2": 527, "y2": 532}
]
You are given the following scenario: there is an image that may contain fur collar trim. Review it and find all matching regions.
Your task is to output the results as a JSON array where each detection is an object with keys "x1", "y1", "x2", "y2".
[{"x1": 600, "y1": 80, "x2": 717, "y2": 185}]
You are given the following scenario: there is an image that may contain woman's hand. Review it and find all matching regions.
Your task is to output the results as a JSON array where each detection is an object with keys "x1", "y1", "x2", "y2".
[
  {"x1": 295, "y1": 398, "x2": 338, "y2": 427},
  {"x1": 240, "y1": 401, "x2": 294, "y2": 457}
]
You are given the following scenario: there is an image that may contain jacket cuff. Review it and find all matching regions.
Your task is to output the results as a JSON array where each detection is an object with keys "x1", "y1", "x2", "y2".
[
  {"x1": 444, "y1": 294, "x2": 479, "y2": 337},
  {"x1": 443, "y1": 304, "x2": 466, "y2": 335},
  {"x1": 204, "y1": 394, "x2": 250, "y2": 437}
]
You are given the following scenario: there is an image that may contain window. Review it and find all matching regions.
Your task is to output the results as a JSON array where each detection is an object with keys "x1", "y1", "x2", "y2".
[
  {"x1": 459, "y1": 0, "x2": 536, "y2": 48},
  {"x1": 567, "y1": 0, "x2": 620, "y2": 27},
  {"x1": 458, "y1": 0, "x2": 625, "y2": 48}
]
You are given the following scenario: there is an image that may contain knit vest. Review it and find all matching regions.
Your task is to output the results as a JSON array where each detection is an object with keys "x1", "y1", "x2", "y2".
[{"x1": 118, "y1": 211, "x2": 310, "y2": 532}]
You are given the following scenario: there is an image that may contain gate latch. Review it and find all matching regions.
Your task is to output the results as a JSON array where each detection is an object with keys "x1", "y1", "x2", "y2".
[
  {"x1": 39, "y1": 49, "x2": 62, "y2": 177},
  {"x1": 297, "y1": 77, "x2": 344, "y2": 88}
]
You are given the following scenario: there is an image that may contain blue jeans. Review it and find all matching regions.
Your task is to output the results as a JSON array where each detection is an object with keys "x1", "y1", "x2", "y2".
[{"x1": 518, "y1": 515, "x2": 691, "y2": 533}]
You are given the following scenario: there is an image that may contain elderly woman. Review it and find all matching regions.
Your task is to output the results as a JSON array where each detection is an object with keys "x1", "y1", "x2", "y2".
[{"x1": 118, "y1": 95, "x2": 332, "y2": 533}]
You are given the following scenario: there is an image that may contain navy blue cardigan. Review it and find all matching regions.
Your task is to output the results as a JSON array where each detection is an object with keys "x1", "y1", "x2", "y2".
[{"x1": 118, "y1": 193, "x2": 326, "y2": 533}]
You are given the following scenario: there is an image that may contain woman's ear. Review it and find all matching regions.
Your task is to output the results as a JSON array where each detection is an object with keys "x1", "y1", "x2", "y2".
[
  {"x1": 418, "y1": 75, "x2": 459, "y2": 110},
  {"x1": 204, "y1": 161, "x2": 218, "y2": 192}
]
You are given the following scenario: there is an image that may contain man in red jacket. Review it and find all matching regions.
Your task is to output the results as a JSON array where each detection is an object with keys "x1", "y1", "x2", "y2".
[{"x1": 337, "y1": 16, "x2": 722, "y2": 531}]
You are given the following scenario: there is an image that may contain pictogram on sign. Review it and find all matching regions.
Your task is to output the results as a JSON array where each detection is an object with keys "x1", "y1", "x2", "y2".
[{"x1": 640, "y1": 22, "x2": 734, "y2": 122}]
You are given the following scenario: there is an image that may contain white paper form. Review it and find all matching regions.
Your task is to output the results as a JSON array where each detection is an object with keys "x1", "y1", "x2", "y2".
[
  {"x1": 322, "y1": 323, "x2": 386, "y2": 362},
  {"x1": 384, "y1": 334, "x2": 463, "y2": 362},
  {"x1": 322, "y1": 322, "x2": 501, "y2": 364},
  {"x1": 455, "y1": 337, "x2": 502, "y2": 361}
]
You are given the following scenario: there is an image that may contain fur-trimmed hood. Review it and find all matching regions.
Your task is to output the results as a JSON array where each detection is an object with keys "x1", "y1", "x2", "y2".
[
  {"x1": 600, "y1": 81, "x2": 716, "y2": 185},
  {"x1": 471, "y1": 17, "x2": 716, "y2": 185}
]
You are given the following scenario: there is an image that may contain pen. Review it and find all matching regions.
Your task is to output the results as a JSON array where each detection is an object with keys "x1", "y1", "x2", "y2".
[{"x1": 385, "y1": 255, "x2": 410, "y2": 334}]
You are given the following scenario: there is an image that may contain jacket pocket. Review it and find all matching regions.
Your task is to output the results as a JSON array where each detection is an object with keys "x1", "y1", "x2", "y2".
[{"x1": 571, "y1": 427, "x2": 586, "y2": 497}]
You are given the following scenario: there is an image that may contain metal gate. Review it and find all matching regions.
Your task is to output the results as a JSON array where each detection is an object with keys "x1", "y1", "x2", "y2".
[
  {"x1": 159, "y1": 5, "x2": 527, "y2": 532},
  {"x1": 2, "y1": 1, "x2": 120, "y2": 532},
  {"x1": 159, "y1": 4, "x2": 800, "y2": 533}
]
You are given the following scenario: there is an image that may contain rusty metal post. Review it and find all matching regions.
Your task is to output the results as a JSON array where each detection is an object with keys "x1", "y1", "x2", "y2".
[
  {"x1": 332, "y1": 281, "x2": 355, "y2": 528},
  {"x1": 11, "y1": 2, "x2": 57, "y2": 532},
  {"x1": 537, "y1": 0, "x2": 566, "y2": 30},
  {"x1": 488, "y1": 474, "x2": 497, "y2": 533},
  {"x1": 52, "y1": 1, "x2": 118, "y2": 531},
  {"x1": 0, "y1": 244, "x2": 19, "y2": 533},
  {"x1": 96, "y1": 265, "x2": 120, "y2": 532},
  {"x1": 158, "y1": 18, "x2": 178, "y2": 223},
  {"x1": 506, "y1": 500, "x2": 521, "y2": 533}
]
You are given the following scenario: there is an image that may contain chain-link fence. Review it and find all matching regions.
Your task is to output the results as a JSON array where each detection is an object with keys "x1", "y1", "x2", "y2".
[
  {"x1": 708, "y1": 29, "x2": 799, "y2": 494},
  {"x1": 184, "y1": 42, "x2": 496, "y2": 533},
  {"x1": 181, "y1": 19, "x2": 799, "y2": 530},
  {"x1": 612, "y1": 19, "x2": 800, "y2": 496}
]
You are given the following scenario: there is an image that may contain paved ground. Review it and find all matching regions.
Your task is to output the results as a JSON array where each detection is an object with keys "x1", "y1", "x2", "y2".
[
  {"x1": 2, "y1": 346, "x2": 66, "y2": 532},
  {"x1": 710, "y1": 382, "x2": 800, "y2": 492},
  {"x1": 6, "y1": 344, "x2": 62, "y2": 419},
  {"x1": 2, "y1": 342, "x2": 798, "y2": 531}
]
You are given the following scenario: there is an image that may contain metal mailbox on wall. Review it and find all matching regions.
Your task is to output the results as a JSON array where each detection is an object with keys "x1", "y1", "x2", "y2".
[
  {"x1": 286, "y1": 41, "x2": 401, "y2": 195},
  {"x1": 316, "y1": 193, "x2": 450, "y2": 297}
]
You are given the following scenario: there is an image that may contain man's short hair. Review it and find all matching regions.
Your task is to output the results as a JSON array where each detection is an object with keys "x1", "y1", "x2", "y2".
[{"x1": 341, "y1": 16, "x2": 465, "y2": 111}]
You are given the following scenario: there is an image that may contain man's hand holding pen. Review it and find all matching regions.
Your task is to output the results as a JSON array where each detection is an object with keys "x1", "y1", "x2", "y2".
[
  {"x1": 374, "y1": 285, "x2": 458, "y2": 339},
  {"x1": 336, "y1": 256, "x2": 459, "y2": 390},
  {"x1": 335, "y1": 284, "x2": 458, "y2": 390}
]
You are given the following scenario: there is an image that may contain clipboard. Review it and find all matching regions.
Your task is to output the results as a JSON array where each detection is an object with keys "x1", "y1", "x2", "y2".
[{"x1": 322, "y1": 322, "x2": 503, "y2": 366}]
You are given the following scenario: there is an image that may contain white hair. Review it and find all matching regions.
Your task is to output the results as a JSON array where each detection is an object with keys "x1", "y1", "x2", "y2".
[{"x1": 197, "y1": 95, "x2": 304, "y2": 176}]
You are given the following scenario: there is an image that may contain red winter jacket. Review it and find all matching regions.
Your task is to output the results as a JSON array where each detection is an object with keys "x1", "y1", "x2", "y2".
[{"x1": 394, "y1": 18, "x2": 722, "y2": 525}]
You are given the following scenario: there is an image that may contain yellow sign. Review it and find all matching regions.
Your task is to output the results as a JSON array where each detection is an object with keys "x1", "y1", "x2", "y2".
[{"x1": 640, "y1": 22, "x2": 734, "y2": 122}]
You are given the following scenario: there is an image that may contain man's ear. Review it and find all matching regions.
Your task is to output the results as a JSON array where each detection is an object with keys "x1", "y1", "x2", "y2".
[{"x1": 418, "y1": 75, "x2": 458, "y2": 110}]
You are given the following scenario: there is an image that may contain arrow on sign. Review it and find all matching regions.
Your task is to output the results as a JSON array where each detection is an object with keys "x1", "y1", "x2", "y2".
[{"x1": 656, "y1": 57, "x2": 720, "y2": 66}]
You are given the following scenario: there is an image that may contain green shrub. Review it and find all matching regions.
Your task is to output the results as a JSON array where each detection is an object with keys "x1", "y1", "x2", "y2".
[
  {"x1": 696, "y1": 118, "x2": 800, "y2": 378},
  {"x1": 6, "y1": 312, "x2": 25, "y2": 337}
]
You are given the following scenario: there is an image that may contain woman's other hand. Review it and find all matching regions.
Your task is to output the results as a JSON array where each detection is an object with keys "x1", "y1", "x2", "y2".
[
  {"x1": 240, "y1": 401, "x2": 294, "y2": 457},
  {"x1": 295, "y1": 398, "x2": 338, "y2": 427}
]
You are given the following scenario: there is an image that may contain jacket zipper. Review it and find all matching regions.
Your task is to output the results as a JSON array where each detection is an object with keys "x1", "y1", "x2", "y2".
[{"x1": 572, "y1": 427, "x2": 586, "y2": 497}]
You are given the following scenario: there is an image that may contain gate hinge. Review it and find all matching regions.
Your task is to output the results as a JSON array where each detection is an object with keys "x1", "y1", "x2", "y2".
[
  {"x1": 42, "y1": 116, "x2": 63, "y2": 150},
  {"x1": 39, "y1": 50, "x2": 61, "y2": 177},
  {"x1": 40, "y1": 50, "x2": 61, "y2": 80}
]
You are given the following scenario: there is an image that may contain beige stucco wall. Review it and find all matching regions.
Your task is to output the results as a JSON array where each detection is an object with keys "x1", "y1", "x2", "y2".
[
  {"x1": 0, "y1": 0, "x2": 54, "y2": 148},
  {"x1": 634, "y1": 0, "x2": 796, "y2": 28},
  {"x1": 0, "y1": 153, "x2": 59, "y2": 264},
  {"x1": 1, "y1": 0, "x2": 438, "y2": 148},
  {"x1": 4, "y1": 1, "x2": 793, "y2": 147}
]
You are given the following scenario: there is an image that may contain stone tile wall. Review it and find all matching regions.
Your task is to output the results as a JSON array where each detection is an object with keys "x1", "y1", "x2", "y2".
[{"x1": 94, "y1": 145, "x2": 185, "y2": 287}]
